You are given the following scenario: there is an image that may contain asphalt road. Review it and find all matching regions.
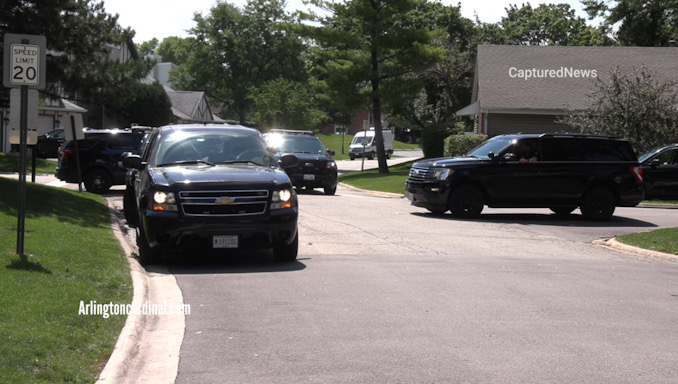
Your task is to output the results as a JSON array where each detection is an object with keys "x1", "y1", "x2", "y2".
[{"x1": 164, "y1": 186, "x2": 678, "y2": 384}]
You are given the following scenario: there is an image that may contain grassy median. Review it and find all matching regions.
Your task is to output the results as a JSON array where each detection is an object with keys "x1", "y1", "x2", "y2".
[
  {"x1": 338, "y1": 161, "x2": 414, "y2": 195},
  {"x1": 317, "y1": 132, "x2": 419, "y2": 161},
  {"x1": 0, "y1": 177, "x2": 131, "y2": 383},
  {"x1": 617, "y1": 228, "x2": 678, "y2": 256}
]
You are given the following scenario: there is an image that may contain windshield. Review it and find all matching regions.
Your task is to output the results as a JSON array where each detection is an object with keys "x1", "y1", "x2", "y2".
[
  {"x1": 268, "y1": 135, "x2": 327, "y2": 155},
  {"x1": 467, "y1": 136, "x2": 516, "y2": 159},
  {"x1": 154, "y1": 132, "x2": 273, "y2": 166},
  {"x1": 351, "y1": 136, "x2": 372, "y2": 146}
]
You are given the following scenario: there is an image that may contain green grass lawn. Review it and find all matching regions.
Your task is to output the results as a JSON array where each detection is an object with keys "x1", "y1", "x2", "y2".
[
  {"x1": 338, "y1": 161, "x2": 414, "y2": 195},
  {"x1": 616, "y1": 228, "x2": 678, "y2": 256},
  {"x1": 0, "y1": 177, "x2": 131, "y2": 383},
  {"x1": 317, "y1": 132, "x2": 419, "y2": 161},
  {"x1": 0, "y1": 152, "x2": 57, "y2": 175}
]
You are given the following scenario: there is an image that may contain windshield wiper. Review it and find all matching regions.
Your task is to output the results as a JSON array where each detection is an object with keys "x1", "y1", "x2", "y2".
[
  {"x1": 157, "y1": 160, "x2": 215, "y2": 167},
  {"x1": 218, "y1": 160, "x2": 266, "y2": 166}
]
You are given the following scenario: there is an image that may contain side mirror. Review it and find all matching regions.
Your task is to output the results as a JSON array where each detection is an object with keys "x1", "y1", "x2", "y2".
[
  {"x1": 327, "y1": 149, "x2": 336, "y2": 156},
  {"x1": 122, "y1": 154, "x2": 145, "y2": 170},
  {"x1": 278, "y1": 154, "x2": 298, "y2": 169}
]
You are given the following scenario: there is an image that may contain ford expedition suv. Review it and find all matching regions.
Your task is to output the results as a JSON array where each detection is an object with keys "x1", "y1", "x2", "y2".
[{"x1": 406, "y1": 134, "x2": 644, "y2": 221}]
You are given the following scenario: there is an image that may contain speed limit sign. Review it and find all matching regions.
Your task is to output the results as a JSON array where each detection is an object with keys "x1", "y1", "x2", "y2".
[
  {"x1": 10, "y1": 44, "x2": 40, "y2": 86},
  {"x1": 3, "y1": 34, "x2": 46, "y2": 90}
]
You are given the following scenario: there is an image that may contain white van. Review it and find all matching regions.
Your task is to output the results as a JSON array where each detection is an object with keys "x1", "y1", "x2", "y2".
[{"x1": 349, "y1": 129, "x2": 394, "y2": 160}]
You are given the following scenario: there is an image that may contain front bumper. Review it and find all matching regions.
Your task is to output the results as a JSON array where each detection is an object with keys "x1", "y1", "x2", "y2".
[
  {"x1": 406, "y1": 180, "x2": 450, "y2": 211},
  {"x1": 141, "y1": 208, "x2": 298, "y2": 251},
  {"x1": 288, "y1": 171, "x2": 337, "y2": 189}
]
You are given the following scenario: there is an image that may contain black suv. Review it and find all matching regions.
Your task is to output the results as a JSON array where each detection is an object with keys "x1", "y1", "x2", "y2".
[
  {"x1": 263, "y1": 130, "x2": 338, "y2": 195},
  {"x1": 55, "y1": 129, "x2": 145, "y2": 193},
  {"x1": 638, "y1": 143, "x2": 678, "y2": 200},
  {"x1": 406, "y1": 134, "x2": 644, "y2": 221},
  {"x1": 122, "y1": 124, "x2": 299, "y2": 264}
]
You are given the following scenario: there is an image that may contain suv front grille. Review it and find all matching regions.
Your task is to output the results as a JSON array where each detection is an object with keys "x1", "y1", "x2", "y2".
[
  {"x1": 179, "y1": 190, "x2": 269, "y2": 216},
  {"x1": 408, "y1": 167, "x2": 435, "y2": 182}
]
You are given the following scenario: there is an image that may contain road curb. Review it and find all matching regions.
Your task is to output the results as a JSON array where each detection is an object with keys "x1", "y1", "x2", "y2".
[
  {"x1": 96, "y1": 201, "x2": 149, "y2": 383},
  {"x1": 594, "y1": 237, "x2": 678, "y2": 263},
  {"x1": 338, "y1": 182, "x2": 405, "y2": 198}
]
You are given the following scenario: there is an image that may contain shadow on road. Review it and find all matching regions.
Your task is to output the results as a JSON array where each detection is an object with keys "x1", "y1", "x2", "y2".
[
  {"x1": 143, "y1": 250, "x2": 308, "y2": 275},
  {"x1": 410, "y1": 211, "x2": 658, "y2": 228}
]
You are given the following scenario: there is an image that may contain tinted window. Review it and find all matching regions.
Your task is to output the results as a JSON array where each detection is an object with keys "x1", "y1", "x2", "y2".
[
  {"x1": 109, "y1": 134, "x2": 143, "y2": 150},
  {"x1": 154, "y1": 132, "x2": 271, "y2": 166},
  {"x1": 541, "y1": 138, "x2": 635, "y2": 161}
]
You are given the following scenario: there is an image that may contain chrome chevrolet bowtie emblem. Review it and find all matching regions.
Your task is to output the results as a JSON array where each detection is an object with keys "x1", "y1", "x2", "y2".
[{"x1": 215, "y1": 197, "x2": 235, "y2": 205}]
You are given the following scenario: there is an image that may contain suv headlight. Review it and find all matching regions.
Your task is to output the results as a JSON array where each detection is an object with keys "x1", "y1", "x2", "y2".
[
  {"x1": 327, "y1": 161, "x2": 336, "y2": 169},
  {"x1": 433, "y1": 168, "x2": 453, "y2": 180},
  {"x1": 150, "y1": 191, "x2": 178, "y2": 212},
  {"x1": 271, "y1": 188, "x2": 295, "y2": 210}
]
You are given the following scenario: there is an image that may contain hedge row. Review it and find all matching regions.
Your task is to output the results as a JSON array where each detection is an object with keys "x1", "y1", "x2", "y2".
[{"x1": 443, "y1": 134, "x2": 488, "y2": 157}]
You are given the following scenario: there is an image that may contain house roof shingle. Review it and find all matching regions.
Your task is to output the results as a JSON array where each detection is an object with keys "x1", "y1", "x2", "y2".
[{"x1": 475, "y1": 45, "x2": 678, "y2": 112}]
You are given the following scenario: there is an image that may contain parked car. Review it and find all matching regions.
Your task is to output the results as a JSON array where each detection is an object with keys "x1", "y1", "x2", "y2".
[
  {"x1": 55, "y1": 129, "x2": 145, "y2": 193},
  {"x1": 34, "y1": 129, "x2": 65, "y2": 158},
  {"x1": 263, "y1": 130, "x2": 338, "y2": 195},
  {"x1": 122, "y1": 124, "x2": 300, "y2": 264},
  {"x1": 349, "y1": 129, "x2": 394, "y2": 160},
  {"x1": 406, "y1": 133, "x2": 645, "y2": 221},
  {"x1": 639, "y1": 143, "x2": 678, "y2": 200}
]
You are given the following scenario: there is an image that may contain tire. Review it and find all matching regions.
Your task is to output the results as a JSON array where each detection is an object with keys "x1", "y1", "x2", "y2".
[
  {"x1": 349, "y1": 155, "x2": 355, "y2": 160},
  {"x1": 136, "y1": 225, "x2": 161, "y2": 265},
  {"x1": 449, "y1": 185, "x2": 484, "y2": 219},
  {"x1": 123, "y1": 188, "x2": 138, "y2": 227},
  {"x1": 550, "y1": 207, "x2": 576, "y2": 215},
  {"x1": 274, "y1": 232, "x2": 298, "y2": 262},
  {"x1": 83, "y1": 169, "x2": 112, "y2": 194},
  {"x1": 367, "y1": 153, "x2": 374, "y2": 160},
  {"x1": 580, "y1": 187, "x2": 616, "y2": 221},
  {"x1": 386, "y1": 150, "x2": 392, "y2": 159},
  {"x1": 324, "y1": 185, "x2": 337, "y2": 195}
]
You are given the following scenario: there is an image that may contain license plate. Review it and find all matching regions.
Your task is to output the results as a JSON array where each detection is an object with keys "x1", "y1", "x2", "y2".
[
  {"x1": 406, "y1": 192, "x2": 414, "y2": 201},
  {"x1": 303, "y1": 174, "x2": 315, "y2": 181},
  {"x1": 213, "y1": 235, "x2": 238, "y2": 248}
]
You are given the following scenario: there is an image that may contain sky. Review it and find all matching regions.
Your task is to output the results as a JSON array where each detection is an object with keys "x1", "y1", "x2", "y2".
[{"x1": 103, "y1": 0, "x2": 591, "y2": 44}]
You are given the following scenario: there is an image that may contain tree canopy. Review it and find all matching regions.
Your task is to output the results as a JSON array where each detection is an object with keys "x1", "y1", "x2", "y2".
[
  {"x1": 297, "y1": 0, "x2": 445, "y2": 172},
  {"x1": 560, "y1": 66, "x2": 678, "y2": 153},
  {"x1": 172, "y1": 0, "x2": 307, "y2": 125}
]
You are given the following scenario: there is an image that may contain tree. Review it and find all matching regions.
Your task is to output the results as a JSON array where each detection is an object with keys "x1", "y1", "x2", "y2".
[
  {"x1": 559, "y1": 65, "x2": 678, "y2": 153},
  {"x1": 297, "y1": 0, "x2": 445, "y2": 173},
  {"x1": 583, "y1": 0, "x2": 678, "y2": 46},
  {"x1": 248, "y1": 78, "x2": 328, "y2": 131},
  {"x1": 110, "y1": 81, "x2": 173, "y2": 127},
  {"x1": 477, "y1": 3, "x2": 612, "y2": 46},
  {"x1": 173, "y1": 0, "x2": 307, "y2": 124},
  {"x1": 388, "y1": 2, "x2": 476, "y2": 158},
  {"x1": 137, "y1": 38, "x2": 159, "y2": 56},
  {"x1": 0, "y1": 0, "x2": 154, "y2": 108},
  {"x1": 157, "y1": 36, "x2": 195, "y2": 65}
]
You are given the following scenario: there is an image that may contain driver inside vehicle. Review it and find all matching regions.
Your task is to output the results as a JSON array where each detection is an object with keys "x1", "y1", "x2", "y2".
[{"x1": 517, "y1": 141, "x2": 539, "y2": 163}]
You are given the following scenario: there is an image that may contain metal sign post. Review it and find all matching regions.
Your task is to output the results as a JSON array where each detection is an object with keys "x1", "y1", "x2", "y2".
[{"x1": 3, "y1": 33, "x2": 47, "y2": 257}]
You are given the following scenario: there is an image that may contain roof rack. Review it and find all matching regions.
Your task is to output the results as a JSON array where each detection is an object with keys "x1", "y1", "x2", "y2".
[
  {"x1": 539, "y1": 133, "x2": 623, "y2": 140},
  {"x1": 268, "y1": 129, "x2": 314, "y2": 135}
]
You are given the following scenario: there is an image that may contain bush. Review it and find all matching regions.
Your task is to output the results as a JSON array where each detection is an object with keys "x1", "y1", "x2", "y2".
[
  {"x1": 444, "y1": 134, "x2": 488, "y2": 157},
  {"x1": 421, "y1": 125, "x2": 450, "y2": 158}
]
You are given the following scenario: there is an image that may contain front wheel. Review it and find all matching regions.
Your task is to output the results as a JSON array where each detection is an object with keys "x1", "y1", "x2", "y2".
[
  {"x1": 449, "y1": 185, "x2": 484, "y2": 219},
  {"x1": 274, "y1": 232, "x2": 298, "y2": 262},
  {"x1": 136, "y1": 225, "x2": 161, "y2": 265},
  {"x1": 324, "y1": 185, "x2": 337, "y2": 195},
  {"x1": 580, "y1": 187, "x2": 616, "y2": 221}
]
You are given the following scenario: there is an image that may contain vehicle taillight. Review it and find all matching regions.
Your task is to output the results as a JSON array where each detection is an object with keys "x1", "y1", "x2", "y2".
[
  {"x1": 59, "y1": 149, "x2": 74, "y2": 161},
  {"x1": 630, "y1": 165, "x2": 643, "y2": 183}
]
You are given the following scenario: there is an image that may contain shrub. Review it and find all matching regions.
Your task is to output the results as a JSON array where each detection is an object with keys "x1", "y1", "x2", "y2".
[{"x1": 444, "y1": 134, "x2": 488, "y2": 157}]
